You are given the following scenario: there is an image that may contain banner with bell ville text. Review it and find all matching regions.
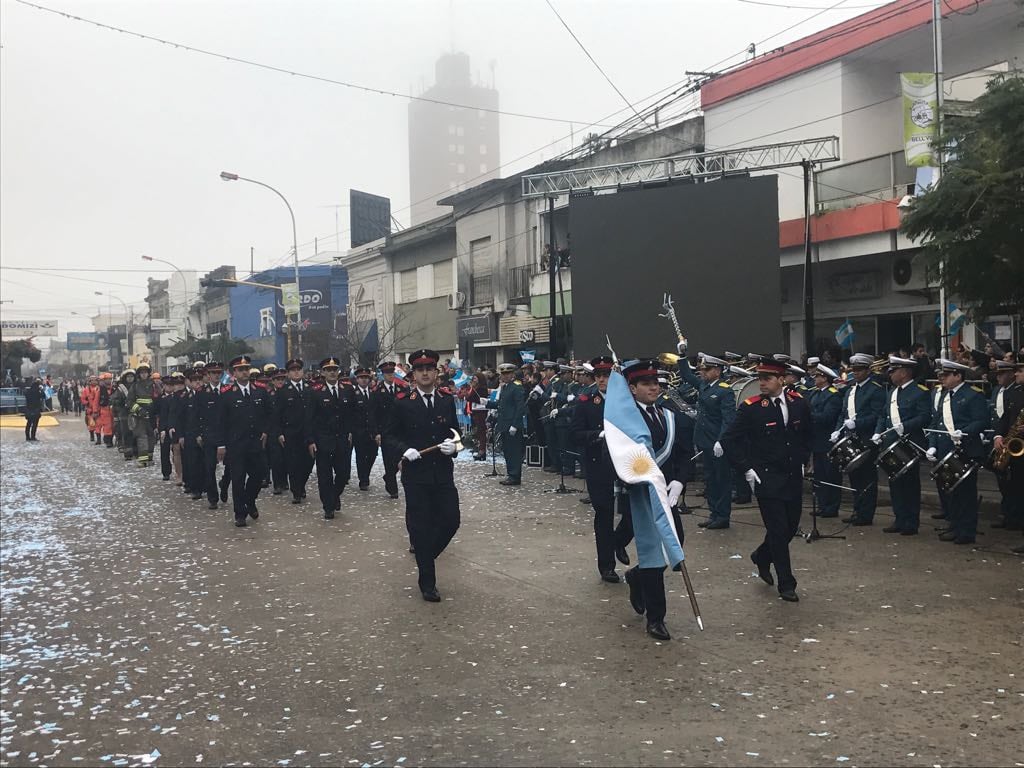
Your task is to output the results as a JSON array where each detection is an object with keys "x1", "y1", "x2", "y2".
[{"x1": 901, "y1": 73, "x2": 938, "y2": 167}]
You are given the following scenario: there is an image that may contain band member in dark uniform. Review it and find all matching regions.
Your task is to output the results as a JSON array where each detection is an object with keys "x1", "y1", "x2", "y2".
[
  {"x1": 383, "y1": 349, "x2": 461, "y2": 603},
  {"x1": 722, "y1": 357, "x2": 812, "y2": 603},
  {"x1": 215, "y1": 356, "x2": 272, "y2": 527},
  {"x1": 277, "y1": 358, "x2": 313, "y2": 504},
  {"x1": 196, "y1": 361, "x2": 225, "y2": 510},
  {"x1": 371, "y1": 361, "x2": 402, "y2": 499},
  {"x1": 350, "y1": 367, "x2": 377, "y2": 491},
  {"x1": 488, "y1": 362, "x2": 527, "y2": 486},
  {"x1": 571, "y1": 356, "x2": 634, "y2": 582},
  {"x1": 305, "y1": 357, "x2": 353, "y2": 520},
  {"x1": 993, "y1": 359, "x2": 1024, "y2": 553},
  {"x1": 831, "y1": 353, "x2": 885, "y2": 525},
  {"x1": 619, "y1": 359, "x2": 691, "y2": 641},
  {"x1": 806, "y1": 364, "x2": 842, "y2": 518}
]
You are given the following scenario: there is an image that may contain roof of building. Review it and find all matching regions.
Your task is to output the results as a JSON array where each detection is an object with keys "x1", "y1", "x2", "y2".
[{"x1": 701, "y1": 0, "x2": 988, "y2": 109}]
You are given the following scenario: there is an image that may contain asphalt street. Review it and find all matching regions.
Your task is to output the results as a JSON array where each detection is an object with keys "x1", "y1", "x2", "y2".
[{"x1": 1, "y1": 418, "x2": 1022, "y2": 767}]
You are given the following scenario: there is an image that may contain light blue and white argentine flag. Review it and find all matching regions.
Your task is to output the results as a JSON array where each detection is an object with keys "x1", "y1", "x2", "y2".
[
  {"x1": 603, "y1": 370, "x2": 685, "y2": 569},
  {"x1": 835, "y1": 319, "x2": 855, "y2": 349}
]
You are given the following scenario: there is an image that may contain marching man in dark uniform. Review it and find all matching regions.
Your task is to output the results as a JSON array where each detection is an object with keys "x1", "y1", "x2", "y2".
[
  {"x1": 215, "y1": 356, "x2": 272, "y2": 527},
  {"x1": 488, "y1": 362, "x2": 527, "y2": 486},
  {"x1": 196, "y1": 361, "x2": 225, "y2": 510},
  {"x1": 371, "y1": 361, "x2": 402, "y2": 499},
  {"x1": 264, "y1": 364, "x2": 289, "y2": 495},
  {"x1": 181, "y1": 367, "x2": 205, "y2": 499},
  {"x1": 807, "y1": 363, "x2": 842, "y2": 518},
  {"x1": 571, "y1": 356, "x2": 634, "y2": 582},
  {"x1": 383, "y1": 349, "x2": 461, "y2": 603},
  {"x1": 350, "y1": 367, "x2": 378, "y2": 491},
  {"x1": 830, "y1": 352, "x2": 885, "y2": 525},
  {"x1": 677, "y1": 352, "x2": 736, "y2": 529},
  {"x1": 305, "y1": 357, "x2": 352, "y2": 520},
  {"x1": 925, "y1": 358, "x2": 989, "y2": 545},
  {"x1": 722, "y1": 357, "x2": 812, "y2": 603},
  {"x1": 993, "y1": 359, "x2": 1024, "y2": 553},
  {"x1": 989, "y1": 360, "x2": 1021, "y2": 531},
  {"x1": 871, "y1": 356, "x2": 931, "y2": 535},
  {"x1": 277, "y1": 358, "x2": 313, "y2": 504}
]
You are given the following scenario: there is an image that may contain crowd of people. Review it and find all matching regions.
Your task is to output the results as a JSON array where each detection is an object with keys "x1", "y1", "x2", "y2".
[{"x1": 15, "y1": 335, "x2": 1024, "y2": 641}]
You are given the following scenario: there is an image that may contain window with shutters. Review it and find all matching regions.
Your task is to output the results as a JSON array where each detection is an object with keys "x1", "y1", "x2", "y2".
[
  {"x1": 433, "y1": 260, "x2": 453, "y2": 297},
  {"x1": 470, "y1": 237, "x2": 493, "y2": 306},
  {"x1": 399, "y1": 269, "x2": 417, "y2": 304}
]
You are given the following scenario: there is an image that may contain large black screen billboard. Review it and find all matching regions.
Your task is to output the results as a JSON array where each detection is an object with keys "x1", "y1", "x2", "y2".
[
  {"x1": 569, "y1": 175, "x2": 782, "y2": 359},
  {"x1": 350, "y1": 190, "x2": 391, "y2": 248}
]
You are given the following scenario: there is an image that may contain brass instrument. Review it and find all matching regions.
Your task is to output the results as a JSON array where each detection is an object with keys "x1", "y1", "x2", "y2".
[{"x1": 992, "y1": 408, "x2": 1024, "y2": 472}]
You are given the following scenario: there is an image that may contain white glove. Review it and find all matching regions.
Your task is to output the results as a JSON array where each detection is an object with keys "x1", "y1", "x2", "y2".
[
  {"x1": 666, "y1": 480, "x2": 683, "y2": 508},
  {"x1": 532, "y1": 385, "x2": 544, "y2": 396},
  {"x1": 712, "y1": 441, "x2": 724, "y2": 458},
  {"x1": 403, "y1": 448, "x2": 421, "y2": 462},
  {"x1": 926, "y1": 447, "x2": 938, "y2": 463},
  {"x1": 549, "y1": 391, "x2": 558, "y2": 399},
  {"x1": 549, "y1": 408, "x2": 559, "y2": 418},
  {"x1": 871, "y1": 433, "x2": 882, "y2": 445},
  {"x1": 950, "y1": 429, "x2": 963, "y2": 444},
  {"x1": 567, "y1": 394, "x2": 575, "y2": 402},
  {"x1": 829, "y1": 430, "x2": 841, "y2": 443},
  {"x1": 508, "y1": 426, "x2": 517, "y2": 436},
  {"x1": 598, "y1": 430, "x2": 605, "y2": 439},
  {"x1": 439, "y1": 438, "x2": 457, "y2": 456},
  {"x1": 744, "y1": 468, "x2": 761, "y2": 493},
  {"x1": 844, "y1": 418, "x2": 857, "y2": 430},
  {"x1": 894, "y1": 423, "x2": 905, "y2": 436},
  {"x1": 676, "y1": 340, "x2": 687, "y2": 355}
]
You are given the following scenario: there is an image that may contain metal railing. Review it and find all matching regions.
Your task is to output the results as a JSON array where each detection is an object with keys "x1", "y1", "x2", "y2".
[
  {"x1": 471, "y1": 274, "x2": 493, "y2": 306},
  {"x1": 508, "y1": 265, "x2": 531, "y2": 303},
  {"x1": 815, "y1": 150, "x2": 917, "y2": 212}
]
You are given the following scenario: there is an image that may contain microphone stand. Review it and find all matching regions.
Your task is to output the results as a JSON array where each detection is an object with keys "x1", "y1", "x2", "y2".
[
  {"x1": 545, "y1": 448, "x2": 582, "y2": 494},
  {"x1": 484, "y1": 419, "x2": 503, "y2": 478},
  {"x1": 804, "y1": 477, "x2": 847, "y2": 542}
]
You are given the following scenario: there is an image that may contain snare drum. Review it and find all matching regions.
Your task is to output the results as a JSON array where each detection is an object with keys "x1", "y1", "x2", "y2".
[
  {"x1": 929, "y1": 449, "x2": 978, "y2": 494},
  {"x1": 876, "y1": 438, "x2": 920, "y2": 480},
  {"x1": 828, "y1": 432, "x2": 873, "y2": 474}
]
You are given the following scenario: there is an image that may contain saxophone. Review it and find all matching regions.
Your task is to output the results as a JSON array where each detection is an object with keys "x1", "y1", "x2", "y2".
[{"x1": 992, "y1": 408, "x2": 1024, "y2": 473}]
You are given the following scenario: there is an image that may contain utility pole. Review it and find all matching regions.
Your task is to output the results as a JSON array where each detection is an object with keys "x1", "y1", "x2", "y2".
[
  {"x1": 547, "y1": 196, "x2": 558, "y2": 360},
  {"x1": 932, "y1": 0, "x2": 949, "y2": 359},
  {"x1": 801, "y1": 160, "x2": 815, "y2": 357}
]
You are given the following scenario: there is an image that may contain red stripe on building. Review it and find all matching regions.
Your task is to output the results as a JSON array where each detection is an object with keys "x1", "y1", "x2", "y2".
[{"x1": 778, "y1": 200, "x2": 901, "y2": 248}]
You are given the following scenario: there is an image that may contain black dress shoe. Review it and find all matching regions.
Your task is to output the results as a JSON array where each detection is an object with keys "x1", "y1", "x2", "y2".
[
  {"x1": 248, "y1": 505, "x2": 259, "y2": 520},
  {"x1": 579, "y1": 496, "x2": 591, "y2": 504},
  {"x1": 208, "y1": 501, "x2": 218, "y2": 510},
  {"x1": 389, "y1": 492, "x2": 399, "y2": 500},
  {"x1": 953, "y1": 537, "x2": 976, "y2": 545},
  {"x1": 408, "y1": 545, "x2": 416, "y2": 554},
  {"x1": 751, "y1": 554, "x2": 774, "y2": 586},
  {"x1": 815, "y1": 511, "x2": 839, "y2": 518},
  {"x1": 261, "y1": 479, "x2": 270, "y2": 488},
  {"x1": 301, "y1": 491, "x2": 307, "y2": 499},
  {"x1": 938, "y1": 531, "x2": 957, "y2": 541},
  {"x1": 234, "y1": 518, "x2": 247, "y2": 527},
  {"x1": 779, "y1": 590, "x2": 799, "y2": 602},
  {"x1": 191, "y1": 493, "x2": 203, "y2": 500},
  {"x1": 220, "y1": 487, "x2": 229, "y2": 503},
  {"x1": 421, "y1": 587, "x2": 441, "y2": 603},
  {"x1": 324, "y1": 510, "x2": 335, "y2": 520},
  {"x1": 900, "y1": 529, "x2": 919, "y2": 536},
  {"x1": 697, "y1": 520, "x2": 711, "y2": 528},
  {"x1": 678, "y1": 504, "x2": 693, "y2": 515},
  {"x1": 162, "y1": 475, "x2": 170, "y2": 482},
  {"x1": 615, "y1": 546, "x2": 630, "y2": 566},
  {"x1": 359, "y1": 484, "x2": 369, "y2": 491},
  {"x1": 600, "y1": 570, "x2": 620, "y2": 583},
  {"x1": 624, "y1": 568, "x2": 645, "y2": 615},
  {"x1": 1011, "y1": 544, "x2": 1024, "y2": 555},
  {"x1": 499, "y1": 478, "x2": 521, "y2": 486},
  {"x1": 850, "y1": 519, "x2": 873, "y2": 526},
  {"x1": 646, "y1": 621, "x2": 671, "y2": 641},
  {"x1": 705, "y1": 519, "x2": 730, "y2": 530},
  {"x1": 291, "y1": 496, "x2": 303, "y2": 504},
  {"x1": 882, "y1": 525, "x2": 902, "y2": 533},
  {"x1": 272, "y1": 488, "x2": 283, "y2": 495},
  {"x1": 335, "y1": 500, "x2": 341, "y2": 511},
  {"x1": 842, "y1": 515, "x2": 856, "y2": 524},
  {"x1": 930, "y1": 512, "x2": 947, "y2": 520}
]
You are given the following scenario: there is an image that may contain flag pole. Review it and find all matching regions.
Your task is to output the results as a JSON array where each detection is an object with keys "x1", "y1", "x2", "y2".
[{"x1": 678, "y1": 561, "x2": 704, "y2": 631}]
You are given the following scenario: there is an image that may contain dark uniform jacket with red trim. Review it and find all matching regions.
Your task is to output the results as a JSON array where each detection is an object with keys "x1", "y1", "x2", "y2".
[
  {"x1": 214, "y1": 381, "x2": 273, "y2": 447},
  {"x1": 304, "y1": 381, "x2": 352, "y2": 446},
  {"x1": 722, "y1": 389, "x2": 812, "y2": 500},
  {"x1": 383, "y1": 387, "x2": 460, "y2": 486}
]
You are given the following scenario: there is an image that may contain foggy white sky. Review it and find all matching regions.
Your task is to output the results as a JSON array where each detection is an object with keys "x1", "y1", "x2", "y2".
[{"x1": 0, "y1": 0, "x2": 877, "y2": 335}]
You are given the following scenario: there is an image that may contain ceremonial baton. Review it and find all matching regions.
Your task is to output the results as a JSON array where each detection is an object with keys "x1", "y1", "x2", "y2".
[
  {"x1": 678, "y1": 560, "x2": 704, "y2": 631},
  {"x1": 399, "y1": 428, "x2": 463, "y2": 470},
  {"x1": 659, "y1": 294, "x2": 688, "y2": 350}
]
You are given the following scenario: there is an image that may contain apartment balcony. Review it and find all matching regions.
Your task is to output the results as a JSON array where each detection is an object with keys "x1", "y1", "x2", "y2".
[{"x1": 815, "y1": 150, "x2": 917, "y2": 213}]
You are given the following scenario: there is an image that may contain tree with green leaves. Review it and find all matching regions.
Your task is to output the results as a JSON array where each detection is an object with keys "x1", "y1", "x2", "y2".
[
  {"x1": 2, "y1": 338, "x2": 42, "y2": 380},
  {"x1": 900, "y1": 74, "x2": 1024, "y2": 320}
]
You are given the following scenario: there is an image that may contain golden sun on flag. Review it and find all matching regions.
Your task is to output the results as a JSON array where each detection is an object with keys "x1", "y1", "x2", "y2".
[{"x1": 631, "y1": 453, "x2": 654, "y2": 476}]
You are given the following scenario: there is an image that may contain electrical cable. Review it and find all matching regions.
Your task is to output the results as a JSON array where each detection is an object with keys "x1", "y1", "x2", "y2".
[{"x1": 11, "y1": 0, "x2": 620, "y2": 128}]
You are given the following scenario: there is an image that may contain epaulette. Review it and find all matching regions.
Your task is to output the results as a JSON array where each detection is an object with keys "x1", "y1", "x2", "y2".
[
  {"x1": 396, "y1": 391, "x2": 408, "y2": 400},
  {"x1": 578, "y1": 394, "x2": 590, "y2": 402},
  {"x1": 971, "y1": 385, "x2": 984, "y2": 394},
  {"x1": 870, "y1": 380, "x2": 882, "y2": 387},
  {"x1": 744, "y1": 395, "x2": 763, "y2": 406},
  {"x1": 718, "y1": 381, "x2": 731, "y2": 388},
  {"x1": 513, "y1": 380, "x2": 522, "y2": 386},
  {"x1": 828, "y1": 386, "x2": 838, "y2": 393},
  {"x1": 311, "y1": 383, "x2": 325, "y2": 392},
  {"x1": 786, "y1": 389, "x2": 803, "y2": 400},
  {"x1": 917, "y1": 384, "x2": 929, "y2": 391}
]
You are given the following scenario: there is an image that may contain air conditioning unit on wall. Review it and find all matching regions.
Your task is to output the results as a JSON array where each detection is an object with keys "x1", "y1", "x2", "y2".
[
  {"x1": 891, "y1": 256, "x2": 936, "y2": 292},
  {"x1": 447, "y1": 291, "x2": 466, "y2": 310}
]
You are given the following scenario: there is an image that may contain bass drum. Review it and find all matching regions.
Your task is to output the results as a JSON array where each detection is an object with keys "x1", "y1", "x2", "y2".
[{"x1": 731, "y1": 377, "x2": 760, "y2": 408}]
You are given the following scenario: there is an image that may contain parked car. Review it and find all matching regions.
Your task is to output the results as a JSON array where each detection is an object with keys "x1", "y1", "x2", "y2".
[{"x1": 0, "y1": 387, "x2": 27, "y2": 414}]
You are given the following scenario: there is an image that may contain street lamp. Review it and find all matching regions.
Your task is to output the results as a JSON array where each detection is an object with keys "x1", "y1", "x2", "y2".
[
  {"x1": 140, "y1": 254, "x2": 194, "y2": 338},
  {"x1": 94, "y1": 291, "x2": 133, "y2": 358},
  {"x1": 219, "y1": 170, "x2": 301, "y2": 358}
]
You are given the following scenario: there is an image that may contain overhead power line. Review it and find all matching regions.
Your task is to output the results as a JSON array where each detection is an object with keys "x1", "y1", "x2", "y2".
[
  {"x1": 736, "y1": 0, "x2": 886, "y2": 9},
  {"x1": 12, "y1": 0, "x2": 618, "y2": 127},
  {"x1": 543, "y1": 0, "x2": 652, "y2": 129}
]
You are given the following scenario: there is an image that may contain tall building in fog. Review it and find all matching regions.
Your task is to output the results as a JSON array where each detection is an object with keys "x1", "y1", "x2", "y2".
[{"x1": 408, "y1": 52, "x2": 500, "y2": 225}]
